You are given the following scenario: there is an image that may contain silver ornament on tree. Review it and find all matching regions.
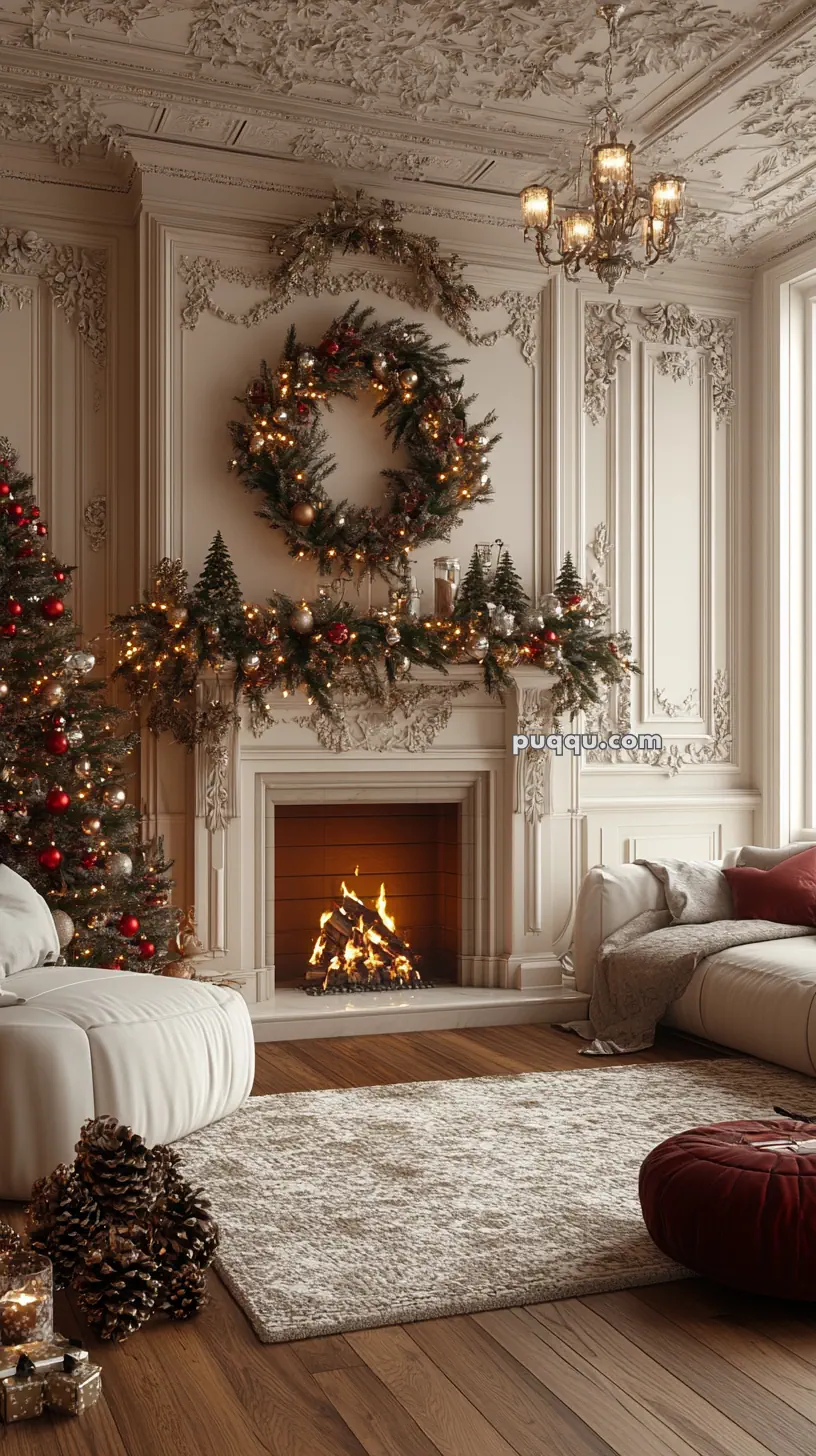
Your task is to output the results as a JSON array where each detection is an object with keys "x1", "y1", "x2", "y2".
[
  {"x1": 74, "y1": 757, "x2": 93, "y2": 778},
  {"x1": 399, "y1": 368, "x2": 419, "y2": 390},
  {"x1": 106, "y1": 851, "x2": 133, "y2": 879},
  {"x1": 0, "y1": 681, "x2": 8, "y2": 699},
  {"x1": 51, "y1": 909, "x2": 75, "y2": 949},
  {"x1": 272, "y1": 407, "x2": 289, "y2": 424},
  {"x1": 103, "y1": 788, "x2": 127, "y2": 810},
  {"x1": 42, "y1": 682, "x2": 64, "y2": 707},
  {"x1": 166, "y1": 606, "x2": 188, "y2": 630},
  {"x1": 65, "y1": 651, "x2": 95, "y2": 676},
  {"x1": 289, "y1": 604, "x2": 314, "y2": 635},
  {"x1": 66, "y1": 727, "x2": 84, "y2": 747}
]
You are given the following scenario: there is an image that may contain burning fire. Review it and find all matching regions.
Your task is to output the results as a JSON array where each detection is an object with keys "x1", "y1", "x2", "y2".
[{"x1": 306, "y1": 879, "x2": 422, "y2": 994}]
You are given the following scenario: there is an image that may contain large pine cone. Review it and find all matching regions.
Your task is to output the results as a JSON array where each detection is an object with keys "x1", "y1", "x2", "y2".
[
  {"x1": 73, "y1": 1226, "x2": 160, "y2": 1342},
  {"x1": 151, "y1": 1175, "x2": 219, "y2": 1272},
  {"x1": 0, "y1": 1219, "x2": 21, "y2": 1257},
  {"x1": 75, "y1": 1117, "x2": 159, "y2": 1220},
  {"x1": 27, "y1": 1165, "x2": 101, "y2": 1288},
  {"x1": 161, "y1": 1263, "x2": 209, "y2": 1321}
]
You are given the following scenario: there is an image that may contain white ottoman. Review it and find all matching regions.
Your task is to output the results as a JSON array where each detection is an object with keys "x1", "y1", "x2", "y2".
[{"x1": 0, "y1": 966, "x2": 255, "y2": 1200}]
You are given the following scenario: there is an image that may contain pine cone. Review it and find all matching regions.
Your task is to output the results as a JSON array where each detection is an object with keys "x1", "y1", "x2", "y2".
[
  {"x1": 0, "y1": 1219, "x2": 21, "y2": 1256},
  {"x1": 161, "y1": 1263, "x2": 209, "y2": 1321},
  {"x1": 151, "y1": 1176, "x2": 219, "y2": 1272},
  {"x1": 75, "y1": 1117, "x2": 159, "y2": 1220},
  {"x1": 147, "y1": 1143, "x2": 182, "y2": 1203},
  {"x1": 27, "y1": 1165, "x2": 101, "y2": 1288},
  {"x1": 73, "y1": 1226, "x2": 160, "y2": 1342}
]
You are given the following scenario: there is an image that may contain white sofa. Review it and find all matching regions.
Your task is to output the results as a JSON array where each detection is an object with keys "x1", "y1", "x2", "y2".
[
  {"x1": 572, "y1": 843, "x2": 816, "y2": 1077},
  {"x1": 0, "y1": 867, "x2": 254, "y2": 1200}
]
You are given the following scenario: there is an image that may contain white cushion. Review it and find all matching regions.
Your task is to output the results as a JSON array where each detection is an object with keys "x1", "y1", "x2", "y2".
[
  {"x1": 736, "y1": 841, "x2": 816, "y2": 869},
  {"x1": 0, "y1": 966, "x2": 254, "y2": 1199},
  {"x1": 572, "y1": 864, "x2": 666, "y2": 995},
  {"x1": 0, "y1": 864, "x2": 59, "y2": 979},
  {"x1": 665, "y1": 937, "x2": 816, "y2": 1076}
]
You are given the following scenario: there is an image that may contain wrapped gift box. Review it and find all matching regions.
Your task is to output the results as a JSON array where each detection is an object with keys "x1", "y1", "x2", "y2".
[
  {"x1": 1, "y1": 1366, "x2": 46, "y2": 1423},
  {"x1": 0, "y1": 1334, "x2": 88, "y2": 1380},
  {"x1": 46, "y1": 1357, "x2": 102, "y2": 1417}
]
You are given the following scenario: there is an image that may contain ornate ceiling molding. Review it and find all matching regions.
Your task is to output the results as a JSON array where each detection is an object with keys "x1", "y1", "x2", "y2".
[
  {"x1": 0, "y1": 227, "x2": 107, "y2": 365},
  {"x1": 0, "y1": 83, "x2": 125, "y2": 165},
  {"x1": 584, "y1": 301, "x2": 734, "y2": 427}
]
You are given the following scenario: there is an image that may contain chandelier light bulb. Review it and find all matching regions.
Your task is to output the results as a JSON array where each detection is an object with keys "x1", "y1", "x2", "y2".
[
  {"x1": 520, "y1": 185, "x2": 553, "y2": 231},
  {"x1": 650, "y1": 174, "x2": 686, "y2": 218},
  {"x1": 560, "y1": 211, "x2": 596, "y2": 253}
]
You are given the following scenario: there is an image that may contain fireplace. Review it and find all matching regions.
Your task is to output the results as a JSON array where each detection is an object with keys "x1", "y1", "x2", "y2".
[
  {"x1": 274, "y1": 803, "x2": 460, "y2": 989},
  {"x1": 191, "y1": 664, "x2": 586, "y2": 1035}
]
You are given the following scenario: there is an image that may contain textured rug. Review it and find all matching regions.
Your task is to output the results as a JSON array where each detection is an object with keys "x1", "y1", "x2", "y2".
[{"x1": 176, "y1": 1058, "x2": 816, "y2": 1343}]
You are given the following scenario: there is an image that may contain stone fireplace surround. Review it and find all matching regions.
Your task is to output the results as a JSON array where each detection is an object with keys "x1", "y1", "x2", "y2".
[{"x1": 192, "y1": 665, "x2": 588, "y2": 1039}]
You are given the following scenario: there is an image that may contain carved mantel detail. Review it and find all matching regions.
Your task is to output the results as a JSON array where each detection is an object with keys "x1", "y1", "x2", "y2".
[
  {"x1": 514, "y1": 687, "x2": 555, "y2": 825},
  {"x1": 195, "y1": 678, "x2": 240, "y2": 833},
  {"x1": 584, "y1": 301, "x2": 734, "y2": 426},
  {"x1": 293, "y1": 681, "x2": 474, "y2": 754}
]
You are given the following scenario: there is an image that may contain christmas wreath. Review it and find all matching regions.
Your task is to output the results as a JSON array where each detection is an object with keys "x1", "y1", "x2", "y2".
[{"x1": 228, "y1": 303, "x2": 498, "y2": 580}]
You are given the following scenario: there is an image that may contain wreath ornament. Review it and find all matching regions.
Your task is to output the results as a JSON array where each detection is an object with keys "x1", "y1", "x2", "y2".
[{"x1": 228, "y1": 304, "x2": 498, "y2": 580}]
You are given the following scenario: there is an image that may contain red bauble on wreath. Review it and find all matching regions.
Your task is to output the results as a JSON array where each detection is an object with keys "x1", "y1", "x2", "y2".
[
  {"x1": 45, "y1": 786, "x2": 71, "y2": 813},
  {"x1": 118, "y1": 913, "x2": 140, "y2": 938},
  {"x1": 38, "y1": 846, "x2": 63, "y2": 870},
  {"x1": 325, "y1": 621, "x2": 350, "y2": 647}
]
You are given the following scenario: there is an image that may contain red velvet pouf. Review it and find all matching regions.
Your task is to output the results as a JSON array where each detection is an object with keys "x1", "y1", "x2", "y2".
[{"x1": 640, "y1": 1119, "x2": 816, "y2": 1299}]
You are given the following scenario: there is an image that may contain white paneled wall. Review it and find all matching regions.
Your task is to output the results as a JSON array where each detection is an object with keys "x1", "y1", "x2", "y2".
[{"x1": 0, "y1": 146, "x2": 759, "y2": 927}]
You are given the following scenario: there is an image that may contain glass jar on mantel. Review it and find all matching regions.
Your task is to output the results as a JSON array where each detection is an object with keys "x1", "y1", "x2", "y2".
[
  {"x1": 433, "y1": 557, "x2": 460, "y2": 618},
  {"x1": 0, "y1": 1253, "x2": 53, "y2": 1346}
]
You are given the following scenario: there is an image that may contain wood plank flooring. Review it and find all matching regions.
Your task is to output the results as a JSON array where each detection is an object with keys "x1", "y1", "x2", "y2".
[{"x1": 2, "y1": 1023, "x2": 815, "y2": 1455}]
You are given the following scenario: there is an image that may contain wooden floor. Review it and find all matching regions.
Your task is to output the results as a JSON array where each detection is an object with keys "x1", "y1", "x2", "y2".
[{"x1": 2, "y1": 1023, "x2": 815, "y2": 1456}]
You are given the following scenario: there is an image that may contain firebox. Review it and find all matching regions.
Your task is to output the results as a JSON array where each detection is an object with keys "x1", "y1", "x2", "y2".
[{"x1": 274, "y1": 803, "x2": 460, "y2": 990}]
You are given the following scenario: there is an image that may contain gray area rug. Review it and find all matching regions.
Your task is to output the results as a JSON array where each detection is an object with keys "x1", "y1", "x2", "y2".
[{"x1": 176, "y1": 1058, "x2": 816, "y2": 1343}]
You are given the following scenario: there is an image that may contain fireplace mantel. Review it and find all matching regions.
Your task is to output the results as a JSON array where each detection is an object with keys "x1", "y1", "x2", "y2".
[{"x1": 192, "y1": 666, "x2": 581, "y2": 1006}]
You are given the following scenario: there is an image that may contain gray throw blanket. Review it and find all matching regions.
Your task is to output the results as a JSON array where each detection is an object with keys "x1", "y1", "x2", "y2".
[{"x1": 582, "y1": 912, "x2": 816, "y2": 1055}]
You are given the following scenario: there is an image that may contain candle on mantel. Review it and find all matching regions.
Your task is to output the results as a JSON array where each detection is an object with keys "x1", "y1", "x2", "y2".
[{"x1": 0, "y1": 1255, "x2": 53, "y2": 1347}]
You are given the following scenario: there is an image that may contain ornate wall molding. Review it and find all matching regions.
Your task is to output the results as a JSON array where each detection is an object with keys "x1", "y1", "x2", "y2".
[
  {"x1": 293, "y1": 681, "x2": 474, "y2": 754},
  {"x1": 0, "y1": 283, "x2": 32, "y2": 312},
  {"x1": 0, "y1": 228, "x2": 106, "y2": 366},
  {"x1": 584, "y1": 301, "x2": 734, "y2": 427},
  {"x1": 195, "y1": 677, "x2": 239, "y2": 832},
  {"x1": 82, "y1": 495, "x2": 107, "y2": 552},
  {"x1": 178, "y1": 254, "x2": 539, "y2": 365},
  {"x1": 586, "y1": 670, "x2": 732, "y2": 775}
]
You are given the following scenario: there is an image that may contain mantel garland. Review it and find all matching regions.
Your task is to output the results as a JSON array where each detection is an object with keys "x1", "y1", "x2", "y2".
[
  {"x1": 111, "y1": 539, "x2": 638, "y2": 750},
  {"x1": 229, "y1": 303, "x2": 498, "y2": 580}
]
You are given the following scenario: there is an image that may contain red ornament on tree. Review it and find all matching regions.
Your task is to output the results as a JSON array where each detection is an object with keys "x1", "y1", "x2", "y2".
[
  {"x1": 454, "y1": 434, "x2": 465, "y2": 446},
  {"x1": 1, "y1": 624, "x2": 16, "y2": 638},
  {"x1": 6, "y1": 599, "x2": 22, "y2": 617},
  {"x1": 137, "y1": 939, "x2": 156, "y2": 960},
  {"x1": 544, "y1": 629, "x2": 559, "y2": 644},
  {"x1": 16, "y1": 546, "x2": 33, "y2": 558},
  {"x1": 36, "y1": 524, "x2": 48, "y2": 537},
  {"x1": 41, "y1": 597, "x2": 65, "y2": 620},
  {"x1": 296, "y1": 402, "x2": 310, "y2": 416},
  {"x1": 0, "y1": 482, "x2": 9, "y2": 498},
  {"x1": 45, "y1": 729, "x2": 69, "y2": 755},
  {"x1": 81, "y1": 852, "x2": 98, "y2": 869},
  {"x1": 54, "y1": 570, "x2": 66, "y2": 583},
  {"x1": 45, "y1": 786, "x2": 71, "y2": 813},
  {"x1": 103, "y1": 959, "x2": 125, "y2": 971},
  {"x1": 7, "y1": 502, "x2": 23, "y2": 520},
  {"x1": 29, "y1": 506, "x2": 40, "y2": 519},
  {"x1": 319, "y1": 339, "x2": 340, "y2": 357},
  {"x1": 38, "y1": 846, "x2": 63, "y2": 870},
  {"x1": 325, "y1": 621, "x2": 350, "y2": 646},
  {"x1": 118, "y1": 913, "x2": 140, "y2": 938},
  {"x1": 566, "y1": 593, "x2": 583, "y2": 607},
  {"x1": 608, "y1": 641, "x2": 618, "y2": 656},
  {"x1": 326, "y1": 365, "x2": 339, "y2": 379}
]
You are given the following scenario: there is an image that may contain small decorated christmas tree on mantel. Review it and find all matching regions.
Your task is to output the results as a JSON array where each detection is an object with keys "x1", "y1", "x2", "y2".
[{"x1": 0, "y1": 438, "x2": 178, "y2": 970}]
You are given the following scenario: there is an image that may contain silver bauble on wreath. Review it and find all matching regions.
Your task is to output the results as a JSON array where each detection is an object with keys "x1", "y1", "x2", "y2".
[
  {"x1": 385, "y1": 625, "x2": 400, "y2": 647},
  {"x1": 166, "y1": 605, "x2": 188, "y2": 630},
  {"x1": 242, "y1": 653, "x2": 261, "y2": 673},
  {"x1": 107, "y1": 851, "x2": 133, "y2": 879},
  {"x1": 289, "y1": 605, "x2": 314, "y2": 635},
  {"x1": 51, "y1": 909, "x2": 75, "y2": 949},
  {"x1": 372, "y1": 354, "x2": 390, "y2": 380},
  {"x1": 470, "y1": 634, "x2": 490, "y2": 663},
  {"x1": 399, "y1": 368, "x2": 419, "y2": 389}
]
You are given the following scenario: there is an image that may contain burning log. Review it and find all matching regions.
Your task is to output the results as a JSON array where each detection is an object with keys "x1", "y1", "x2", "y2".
[{"x1": 304, "y1": 880, "x2": 425, "y2": 995}]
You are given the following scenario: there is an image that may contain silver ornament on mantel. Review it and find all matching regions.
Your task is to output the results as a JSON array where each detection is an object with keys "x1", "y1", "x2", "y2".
[
  {"x1": 470, "y1": 634, "x2": 490, "y2": 663},
  {"x1": 540, "y1": 592, "x2": 563, "y2": 619},
  {"x1": 51, "y1": 909, "x2": 75, "y2": 949},
  {"x1": 491, "y1": 607, "x2": 516, "y2": 639},
  {"x1": 385, "y1": 625, "x2": 401, "y2": 647},
  {"x1": 289, "y1": 605, "x2": 314, "y2": 635},
  {"x1": 106, "y1": 851, "x2": 133, "y2": 880}
]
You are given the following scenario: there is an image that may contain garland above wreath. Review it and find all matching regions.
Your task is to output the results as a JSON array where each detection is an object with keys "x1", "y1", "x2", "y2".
[{"x1": 228, "y1": 303, "x2": 498, "y2": 580}]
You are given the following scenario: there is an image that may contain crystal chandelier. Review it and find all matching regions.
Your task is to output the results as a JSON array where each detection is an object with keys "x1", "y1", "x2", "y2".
[{"x1": 520, "y1": 3, "x2": 686, "y2": 293}]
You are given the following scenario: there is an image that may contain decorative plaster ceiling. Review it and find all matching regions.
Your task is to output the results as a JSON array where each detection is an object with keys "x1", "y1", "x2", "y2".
[{"x1": 1, "y1": 1, "x2": 816, "y2": 262}]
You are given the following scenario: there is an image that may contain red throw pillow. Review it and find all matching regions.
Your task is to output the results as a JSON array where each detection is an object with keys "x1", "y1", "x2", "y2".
[{"x1": 724, "y1": 847, "x2": 816, "y2": 925}]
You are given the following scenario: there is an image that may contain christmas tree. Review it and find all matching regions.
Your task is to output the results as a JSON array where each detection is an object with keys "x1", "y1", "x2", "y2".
[
  {"x1": 554, "y1": 551, "x2": 585, "y2": 608},
  {"x1": 492, "y1": 549, "x2": 529, "y2": 618},
  {"x1": 453, "y1": 547, "x2": 491, "y2": 624},
  {"x1": 0, "y1": 439, "x2": 178, "y2": 970},
  {"x1": 192, "y1": 532, "x2": 243, "y2": 629}
]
